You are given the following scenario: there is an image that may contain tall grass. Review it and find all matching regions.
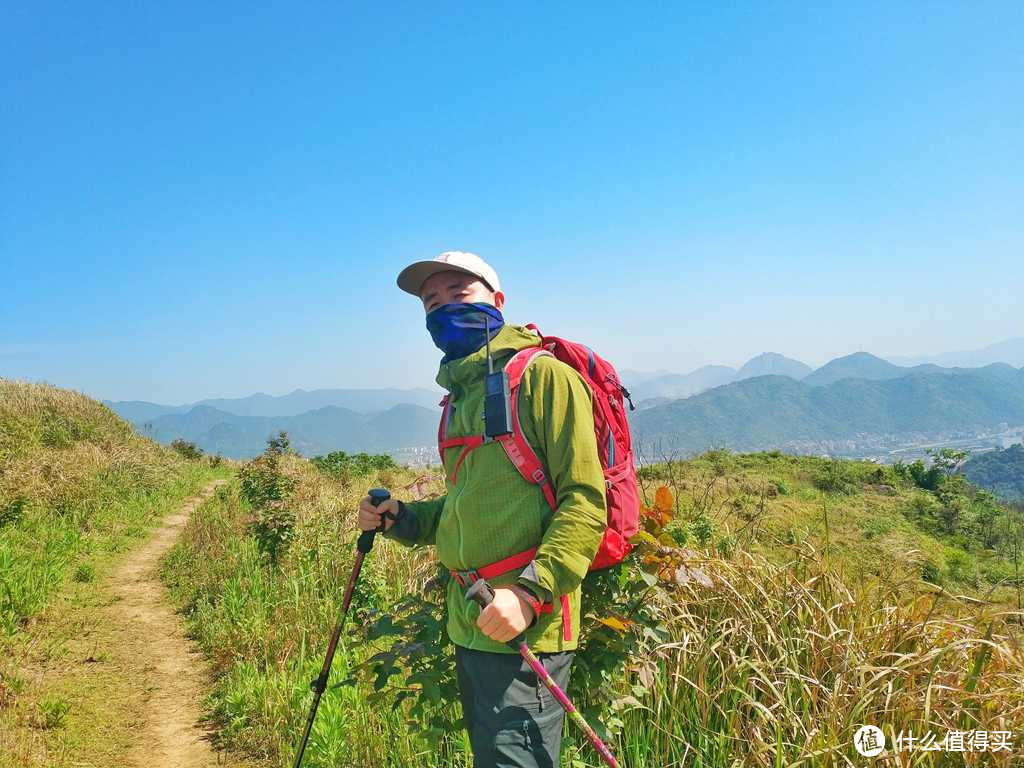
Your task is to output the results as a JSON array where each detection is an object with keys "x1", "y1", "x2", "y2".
[
  {"x1": 162, "y1": 458, "x2": 468, "y2": 767},
  {"x1": 164, "y1": 450, "x2": 1024, "y2": 767},
  {"x1": 589, "y1": 550, "x2": 1022, "y2": 766},
  {"x1": 0, "y1": 379, "x2": 220, "y2": 634}
]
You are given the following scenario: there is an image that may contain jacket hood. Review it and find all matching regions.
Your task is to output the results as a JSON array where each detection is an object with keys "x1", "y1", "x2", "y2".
[{"x1": 435, "y1": 323, "x2": 542, "y2": 396}]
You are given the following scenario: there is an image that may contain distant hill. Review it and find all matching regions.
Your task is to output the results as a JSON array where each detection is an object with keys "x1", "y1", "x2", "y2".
[
  {"x1": 961, "y1": 444, "x2": 1024, "y2": 503},
  {"x1": 139, "y1": 402, "x2": 440, "y2": 459},
  {"x1": 629, "y1": 365, "x2": 737, "y2": 402},
  {"x1": 104, "y1": 400, "x2": 191, "y2": 422},
  {"x1": 107, "y1": 386, "x2": 442, "y2": 421},
  {"x1": 735, "y1": 353, "x2": 811, "y2": 381},
  {"x1": 803, "y1": 352, "x2": 913, "y2": 387},
  {"x1": 803, "y1": 352, "x2": 1021, "y2": 388},
  {"x1": 628, "y1": 353, "x2": 813, "y2": 402},
  {"x1": 630, "y1": 369, "x2": 1024, "y2": 457},
  {"x1": 888, "y1": 337, "x2": 1024, "y2": 369}
]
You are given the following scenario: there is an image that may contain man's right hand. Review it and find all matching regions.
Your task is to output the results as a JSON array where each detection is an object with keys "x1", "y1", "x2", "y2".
[{"x1": 357, "y1": 495, "x2": 400, "y2": 532}]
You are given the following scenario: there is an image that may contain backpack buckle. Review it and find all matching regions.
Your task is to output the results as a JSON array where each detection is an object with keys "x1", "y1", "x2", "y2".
[
  {"x1": 531, "y1": 468, "x2": 547, "y2": 484},
  {"x1": 451, "y1": 569, "x2": 480, "y2": 588}
]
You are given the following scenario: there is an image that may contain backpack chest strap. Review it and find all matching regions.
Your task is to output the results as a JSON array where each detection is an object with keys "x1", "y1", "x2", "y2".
[{"x1": 439, "y1": 434, "x2": 485, "y2": 486}]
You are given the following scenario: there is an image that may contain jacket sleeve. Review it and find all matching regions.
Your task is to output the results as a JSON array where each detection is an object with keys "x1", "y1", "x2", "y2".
[
  {"x1": 383, "y1": 496, "x2": 445, "y2": 547},
  {"x1": 516, "y1": 355, "x2": 606, "y2": 599}
]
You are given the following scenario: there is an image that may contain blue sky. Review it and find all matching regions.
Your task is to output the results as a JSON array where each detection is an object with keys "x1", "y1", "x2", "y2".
[{"x1": 3, "y1": 2, "x2": 1022, "y2": 403}]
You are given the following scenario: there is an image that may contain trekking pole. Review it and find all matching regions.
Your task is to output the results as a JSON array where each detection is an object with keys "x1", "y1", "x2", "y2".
[
  {"x1": 293, "y1": 487, "x2": 391, "y2": 768},
  {"x1": 465, "y1": 579, "x2": 620, "y2": 768}
]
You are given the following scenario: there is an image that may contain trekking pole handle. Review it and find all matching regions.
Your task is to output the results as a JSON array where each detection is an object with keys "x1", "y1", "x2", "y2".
[
  {"x1": 356, "y1": 488, "x2": 391, "y2": 554},
  {"x1": 465, "y1": 579, "x2": 523, "y2": 649},
  {"x1": 465, "y1": 577, "x2": 496, "y2": 609}
]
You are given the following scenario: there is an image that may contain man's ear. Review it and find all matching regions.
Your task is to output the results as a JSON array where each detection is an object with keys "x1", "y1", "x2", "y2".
[{"x1": 493, "y1": 291, "x2": 505, "y2": 310}]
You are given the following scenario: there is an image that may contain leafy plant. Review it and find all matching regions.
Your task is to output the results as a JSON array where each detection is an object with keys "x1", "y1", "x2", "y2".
[
  {"x1": 170, "y1": 438, "x2": 204, "y2": 460},
  {"x1": 812, "y1": 459, "x2": 857, "y2": 495},
  {"x1": 239, "y1": 437, "x2": 297, "y2": 564},
  {"x1": 34, "y1": 694, "x2": 70, "y2": 729},
  {"x1": 312, "y1": 451, "x2": 397, "y2": 482}
]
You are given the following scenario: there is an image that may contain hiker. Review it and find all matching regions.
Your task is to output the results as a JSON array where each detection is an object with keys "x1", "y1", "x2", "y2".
[{"x1": 357, "y1": 251, "x2": 608, "y2": 768}]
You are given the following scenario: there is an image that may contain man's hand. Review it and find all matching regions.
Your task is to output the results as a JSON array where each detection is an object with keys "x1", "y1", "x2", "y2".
[
  {"x1": 476, "y1": 587, "x2": 534, "y2": 643},
  {"x1": 357, "y1": 495, "x2": 400, "y2": 532}
]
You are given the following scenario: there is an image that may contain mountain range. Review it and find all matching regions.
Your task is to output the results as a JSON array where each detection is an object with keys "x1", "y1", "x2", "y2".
[
  {"x1": 137, "y1": 403, "x2": 439, "y2": 459},
  {"x1": 625, "y1": 353, "x2": 812, "y2": 404},
  {"x1": 887, "y1": 337, "x2": 1024, "y2": 369},
  {"x1": 107, "y1": 387, "x2": 441, "y2": 423},
  {"x1": 629, "y1": 362, "x2": 1024, "y2": 458},
  {"x1": 105, "y1": 339, "x2": 1024, "y2": 462}
]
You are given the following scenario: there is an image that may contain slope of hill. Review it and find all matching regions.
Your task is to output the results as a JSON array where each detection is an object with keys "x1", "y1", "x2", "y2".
[
  {"x1": 802, "y1": 351, "x2": 911, "y2": 386},
  {"x1": 735, "y1": 352, "x2": 811, "y2": 381},
  {"x1": 106, "y1": 386, "x2": 442, "y2": 421},
  {"x1": 630, "y1": 370, "x2": 1024, "y2": 457},
  {"x1": 0, "y1": 379, "x2": 220, "y2": 634},
  {"x1": 961, "y1": 443, "x2": 1024, "y2": 503},
  {"x1": 140, "y1": 403, "x2": 440, "y2": 458}
]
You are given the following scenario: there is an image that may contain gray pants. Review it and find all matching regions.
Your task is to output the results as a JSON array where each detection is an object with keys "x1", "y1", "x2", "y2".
[{"x1": 455, "y1": 645, "x2": 575, "y2": 768}]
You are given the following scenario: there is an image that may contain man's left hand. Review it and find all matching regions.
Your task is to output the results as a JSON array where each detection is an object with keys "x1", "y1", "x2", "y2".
[{"x1": 476, "y1": 587, "x2": 533, "y2": 643}]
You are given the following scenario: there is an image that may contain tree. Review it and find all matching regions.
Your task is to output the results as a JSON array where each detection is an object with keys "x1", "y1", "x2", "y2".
[{"x1": 928, "y1": 448, "x2": 969, "y2": 476}]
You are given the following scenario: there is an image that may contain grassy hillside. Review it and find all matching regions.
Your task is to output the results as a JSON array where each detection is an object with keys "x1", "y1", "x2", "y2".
[
  {"x1": 0, "y1": 379, "x2": 223, "y2": 635},
  {"x1": 162, "y1": 444, "x2": 1023, "y2": 767}
]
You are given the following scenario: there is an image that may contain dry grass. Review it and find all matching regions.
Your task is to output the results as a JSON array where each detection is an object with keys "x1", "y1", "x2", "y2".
[
  {"x1": 0, "y1": 379, "x2": 180, "y2": 513},
  {"x1": 612, "y1": 546, "x2": 1024, "y2": 766}
]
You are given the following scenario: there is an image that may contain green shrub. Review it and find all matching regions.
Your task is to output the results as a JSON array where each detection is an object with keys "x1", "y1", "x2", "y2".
[
  {"x1": 0, "y1": 498, "x2": 25, "y2": 527},
  {"x1": 311, "y1": 451, "x2": 397, "y2": 481},
  {"x1": 690, "y1": 514, "x2": 714, "y2": 546},
  {"x1": 239, "y1": 438, "x2": 297, "y2": 564},
  {"x1": 239, "y1": 454, "x2": 294, "y2": 511},
  {"x1": 921, "y1": 559, "x2": 942, "y2": 585},
  {"x1": 73, "y1": 562, "x2": 95, "y2": 583},
  {"x1": 812, "y1": 460, "x2": 857, "y2": 495},
  {"x1": 859, "y1": 516, "x2": 894, "y2": 540},
  {"x1": 170, "y1": 439, "x2": 204, "y2": 460},
  {"x1": 945, "y1": 550, "x2": 973, "y2": 584},
  {"x1": 35, "y1": 694, "x2": 70, "y2": 729}
]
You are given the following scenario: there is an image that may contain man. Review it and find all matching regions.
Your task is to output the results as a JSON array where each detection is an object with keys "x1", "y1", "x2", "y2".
[{"x1": 356, "y1": 251, "x2": 607, "y2": 768}]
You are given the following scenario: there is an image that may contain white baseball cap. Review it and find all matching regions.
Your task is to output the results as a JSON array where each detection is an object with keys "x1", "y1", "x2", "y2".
[{"x1": 396, "y1": 251, "x2": 502, "y2": 297}]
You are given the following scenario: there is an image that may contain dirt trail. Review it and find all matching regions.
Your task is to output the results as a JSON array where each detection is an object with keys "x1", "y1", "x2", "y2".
[{"x1": 110, "y1": 479, "x2": 229, "y2": 768}]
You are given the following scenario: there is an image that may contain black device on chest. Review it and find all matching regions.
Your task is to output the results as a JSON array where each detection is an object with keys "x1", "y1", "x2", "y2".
[{"x1": 483, "y1": 316, "x2": 514, "y2": 438}]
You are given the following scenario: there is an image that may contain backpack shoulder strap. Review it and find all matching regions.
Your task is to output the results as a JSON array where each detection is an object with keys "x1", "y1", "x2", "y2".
[
  {"x1": 437, "y1": 394, "x2": 451, "y2": 462},
  {"x1": 498, "y1": 347, "x2": 557, "y2": 511}
]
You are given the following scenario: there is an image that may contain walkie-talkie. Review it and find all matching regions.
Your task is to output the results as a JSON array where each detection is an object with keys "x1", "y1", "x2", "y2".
[{"x1": 483, "y1": 315, "x2": 514, "y2": 438}]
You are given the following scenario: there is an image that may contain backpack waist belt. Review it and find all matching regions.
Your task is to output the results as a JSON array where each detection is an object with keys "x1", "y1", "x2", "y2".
[{"x1": 451, "y1": 546, "x2": 573, "y2": 642}]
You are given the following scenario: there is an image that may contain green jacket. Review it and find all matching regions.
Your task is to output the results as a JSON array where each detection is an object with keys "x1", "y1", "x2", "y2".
[{"x1": 385, "y1": 323, "x2": 607, "y2": 653}]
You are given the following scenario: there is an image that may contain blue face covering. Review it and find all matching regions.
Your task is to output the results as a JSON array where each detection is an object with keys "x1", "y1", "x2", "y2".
[{"x1": 426, "y1": 302, "x2": 505, "y2": 362}]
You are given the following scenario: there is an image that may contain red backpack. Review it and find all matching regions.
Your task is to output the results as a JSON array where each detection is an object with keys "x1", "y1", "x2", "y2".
[{"x1": 438, "y1": 323, "x2": 640, "y2": 571}]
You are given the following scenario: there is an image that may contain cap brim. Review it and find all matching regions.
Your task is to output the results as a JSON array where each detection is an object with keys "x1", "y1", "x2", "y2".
[{"x1": 396, "y1": 261, "x2": 488, "y2": 297}]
